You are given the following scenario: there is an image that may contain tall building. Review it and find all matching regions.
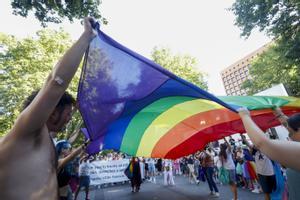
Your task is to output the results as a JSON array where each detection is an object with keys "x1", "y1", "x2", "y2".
[{"x1": 220, "y1": 44, "x2": 269, "y2": 96}]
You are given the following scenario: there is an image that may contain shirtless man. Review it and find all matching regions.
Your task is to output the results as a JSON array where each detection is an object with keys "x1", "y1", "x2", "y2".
[{"x1": 0, "y1": 18, "x2": 96, "y2": 200}]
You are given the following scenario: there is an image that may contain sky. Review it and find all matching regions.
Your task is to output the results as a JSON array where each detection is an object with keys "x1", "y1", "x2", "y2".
[{"x1": 0, "y1": 0, "x2": 271, "y2": 95}]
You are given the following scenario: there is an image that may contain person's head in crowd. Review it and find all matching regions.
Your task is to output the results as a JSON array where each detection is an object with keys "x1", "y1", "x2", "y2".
[
  {"x1": 56, "y1": 140, "x2": 72, "y2": 157},
  {"x1": 131, "y1": 157, "x2": 136, "y2": 163},
  {"x1": 22, "y1": 89, "x2": 75, "y2": 133},
  {"x1": 286, "y1": 113, "x2": 300, "y2": 141},
  {"x1": 219, "y1": 143, "x2": 228, "y2": 160}
]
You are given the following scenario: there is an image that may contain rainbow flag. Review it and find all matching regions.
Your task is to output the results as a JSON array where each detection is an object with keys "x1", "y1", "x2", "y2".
[{"x1": 78, "y1": 24, "x2": 300, "y2": 159}]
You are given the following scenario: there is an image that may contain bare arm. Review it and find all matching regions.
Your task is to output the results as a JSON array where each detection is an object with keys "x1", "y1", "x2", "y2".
[
  {"x1": 224, "y1": 137, "x2": 232, "y2": 151},
  {"x1": 239, "y1": 108, "x2": 300, "y2": 171},
  {"x1": 57, "y1": 139, "x2": 89, "y2": 171},
  {"x1": 57, "y1": 145, "x2": 84, "y2": 172},
  {"x1": 13, "y1": 18, "x2": 96, "y2": 135},
  {"x1": 68, "y1": 121, "x2": 83, "y2": 144},
  {"x1": 240, "y1": 134, "x2": 253, "y2": 148},
  {"x1": 68, "y1": 129, "x2": 81, "y2": 144},
  {"x1": 273, "y1": 107, "x2": 296, "y2": 136},
  {"x1": 273, "y1": 107, "x2": 289, "y2": 125}
]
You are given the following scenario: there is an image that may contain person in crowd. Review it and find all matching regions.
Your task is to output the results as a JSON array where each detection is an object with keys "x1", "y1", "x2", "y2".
[
  {"x1": 241, "y1": 134, "x2": 276, "y2": 200},
  {"x1": 163, "y1": 159, "x2": 175, "y2": 186},
  {"x1": 219, "y1": 138, "x2": 238, "y2": 200},
  {"x1": 201, "y1": 148, "x2": 220, "y2": 197},
  {"x1": 213, "y1": 151, "x2": 222, "y2": 184},
  {"x1": 238, "y1": 107, "x2": 300, "y2": 200},
  {"x1": 187, "y1": 155, "x2": 199, "y2": 184},
  {"x1": 144, "y1": 159, "x2": 149, "y2": 180},
  {"x1": 242, "y1": 144, "x2": 258, "y2": 191},
  {"x1": 139, "y1": 158, "x2": 145, "y2": 181},
  {"x1": 193, "y1": 155, "x2": 200, "y2": 178},
  {"x1": 147, "y1": 158, "x2": 157, "y2": 183},
  {"x1": 0, "y1": 18, "x2": 96, "y2": 199},
  {"x1": 68, "y1": 156, "x2": 80, "y2": 199},
  {"x1": 129, "y1": 157, "x2": 142, "y2": 193},
  {"x1": 180, "y1": 157, "x2": 188, "y2": 177},
  {"x1": 156, "y1": 158, "x2": 163, "y2": 176},
  {"x1": 206, "y1": 145, "x2": 219, "y2": 184},
  {"x1": 74, "y1": 155, "x2": 94, "y2": 200},
  {"x1": 173, "y1": 158, "x2": 181, "y2": 175},
  {"x1": 56, "y1": 140, "x2": 88, "y2": 200},
  {"x1": 57, "y1": 141, "x2": 73, "y2": 200},
  {"x1": 235, "y1": 146, "x2": 247, "y2": 188}
]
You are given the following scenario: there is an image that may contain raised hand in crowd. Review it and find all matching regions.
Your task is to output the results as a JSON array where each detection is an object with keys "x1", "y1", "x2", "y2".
[
  {"x1": 238, "y1": 107, "x2": 300, "y2": 171},
  {"x1": 58, "y1": 139, "x2": 90, "y2": 171}
]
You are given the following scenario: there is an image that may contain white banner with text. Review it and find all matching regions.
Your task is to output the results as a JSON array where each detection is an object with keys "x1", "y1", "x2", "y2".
[{"x1": 88, "y1": 159, "x2": 130, "y2": 185}]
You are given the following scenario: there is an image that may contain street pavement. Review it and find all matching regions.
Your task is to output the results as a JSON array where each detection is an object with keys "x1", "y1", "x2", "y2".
[{"x1": 77, "y1": 175, "x2": 264, "y2": 200}]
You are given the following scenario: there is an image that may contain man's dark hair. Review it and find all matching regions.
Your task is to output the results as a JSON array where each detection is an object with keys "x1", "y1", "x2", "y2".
[
  {"x1": 22, "y1": 89, "x2": 75, "y2": 111},
  {"x1": 287, "y1": 113, "x2": 300, "y2": 132},
  {"x1": 219, "y1": 143, "x2": 228, "y2": 160}
]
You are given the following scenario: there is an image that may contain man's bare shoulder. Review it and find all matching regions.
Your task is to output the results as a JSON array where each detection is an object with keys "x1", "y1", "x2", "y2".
[
  {"x1": 0, "y1": 124, "x2": 49, "y2": 153},
  {"x1": 5, "y1": 114, "x2": 48, "y2": 142}
]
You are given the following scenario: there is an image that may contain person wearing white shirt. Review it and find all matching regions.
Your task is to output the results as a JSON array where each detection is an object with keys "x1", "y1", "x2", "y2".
[
  {"x1": 241, "y1": 134, "x2": 275, "y2": 200},
  {"x1": 74, "y1": 157, "x2": 91, "y2": 200},
  {"x1": 219, "y1": 139, "x2": 238, "y2": 200},
  {"x1": 163, "y1": 160, "x2": 175, "y2": 186},
  {"x1": 147, "y1": 158, "x2": 156, "y2": 183}
]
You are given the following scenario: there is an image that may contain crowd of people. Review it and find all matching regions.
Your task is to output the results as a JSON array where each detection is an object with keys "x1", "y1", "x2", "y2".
[
  {"x1": 72, "y1": 125, "x2": 296, "y2": 200},
  {"x1": 118, "y1": 134, "x2": 280, "y2": 200},
  {"x1": 0, "y1": 17, "x2": 300, "y2": 200}
]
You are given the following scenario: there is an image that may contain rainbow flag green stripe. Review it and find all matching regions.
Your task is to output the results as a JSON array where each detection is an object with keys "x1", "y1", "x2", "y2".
[
  {"x1": 218, "y1": 96, "x2": 291, "y2": 110},
  {"x1": 120, "y1": 96, "x2": 196, "y2": 155}
]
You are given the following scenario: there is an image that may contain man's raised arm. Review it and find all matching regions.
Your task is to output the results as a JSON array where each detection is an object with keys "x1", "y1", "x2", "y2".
[{"x1": 13, "y1": 18, "x2": 96, "y2": 135}]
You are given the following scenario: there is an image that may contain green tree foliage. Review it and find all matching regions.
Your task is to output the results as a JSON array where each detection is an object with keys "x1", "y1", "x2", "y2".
[
  {"x1": 0, "y1": 29, "x2": 83, "y2": 137},
  {"x1": 231, "y1": 0, "x2": 300, "y2": 62},
  {"x1": 231, "y1": 0, "x2": 300, "y2": 96},
  {"x1": 241, "y1": 43, "x2": 300, "y2": 96},
  {"x1": 151, "y1": 47, "x2": 208, "y2": 90},
  {"x1": 11, "y1": 0, "x2": 107, "y2": 27}
]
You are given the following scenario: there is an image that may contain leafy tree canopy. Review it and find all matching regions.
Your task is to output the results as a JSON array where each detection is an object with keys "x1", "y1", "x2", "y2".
[
  {"x1": 151, "y1": 47, "x2": 208, "y2": 90},
  {"x1": 11, "y1": 0, "x2": 107, "y2": 27},
  {"x1": 0, "y1": 29, "x2": 83, "y2": 138},
  {"x1": 231, "y1": 0, "x2": 300, "y2": 63},
  {"x1": 232, "y1": 0, "x2": 300, "y2": 96},
  {"x1": 241, "y1": 43, "x2": 300, "y2": 96}
]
